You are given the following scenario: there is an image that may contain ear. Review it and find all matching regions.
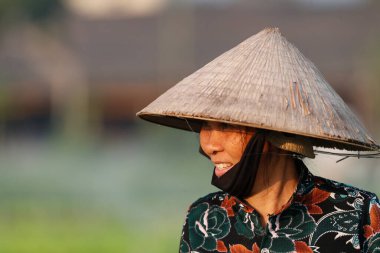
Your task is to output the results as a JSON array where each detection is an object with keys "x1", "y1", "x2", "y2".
[
  {"x1": 263, "y1": 140, "x2": 283, "y2": 153},
  {"x1": 262, "y1": 141, "x2": 271, "y2": 153}
]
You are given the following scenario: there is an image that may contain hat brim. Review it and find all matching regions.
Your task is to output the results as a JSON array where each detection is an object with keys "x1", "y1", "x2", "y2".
[{"x1": 138, "y1": 112, "x2": 380, "y2": 152}]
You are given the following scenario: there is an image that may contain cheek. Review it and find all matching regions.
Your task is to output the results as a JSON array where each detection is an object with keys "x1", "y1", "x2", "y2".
[
  {"x1": 199, "y1": 130, "x2": 209, "y2": 150},
  {"x1": 226, "y1": 134, "x2": 246, "y2": 162},
  {"x1": 229, "y1": 148, "x2": 244, "y2": 163},
  {"x1": 227, "y1": 132, "x2": 254, "y2": 162}
]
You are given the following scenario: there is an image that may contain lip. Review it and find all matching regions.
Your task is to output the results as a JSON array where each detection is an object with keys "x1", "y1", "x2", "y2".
[{"x1": 213, "y1": 162, "x2": 234, "y2": 177}]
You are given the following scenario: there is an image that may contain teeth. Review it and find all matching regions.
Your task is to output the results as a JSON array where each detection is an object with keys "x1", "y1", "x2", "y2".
[{"x1": 215, "y1": 164, "x2": 231, "y2": 170}]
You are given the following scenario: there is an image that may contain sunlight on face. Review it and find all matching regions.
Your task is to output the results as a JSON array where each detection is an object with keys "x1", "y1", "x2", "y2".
[{"x1": 199, "y1": 122, "x2": 254, "y2": 177}]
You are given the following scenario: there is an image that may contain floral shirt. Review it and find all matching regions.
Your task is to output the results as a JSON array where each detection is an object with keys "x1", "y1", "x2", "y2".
[{"x1": 179, "y1": 166, "x2": 380, "y2": 253}]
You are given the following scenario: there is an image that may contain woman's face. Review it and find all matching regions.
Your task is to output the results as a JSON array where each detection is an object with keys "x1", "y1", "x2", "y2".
[{"x1": 199, "y1": 122, "x2": 254, "y2": 177}]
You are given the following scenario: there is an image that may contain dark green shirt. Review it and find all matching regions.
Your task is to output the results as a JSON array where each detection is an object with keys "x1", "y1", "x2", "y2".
[{"x1": 179, "y1": 166, "x2": 380, "y2": 253}]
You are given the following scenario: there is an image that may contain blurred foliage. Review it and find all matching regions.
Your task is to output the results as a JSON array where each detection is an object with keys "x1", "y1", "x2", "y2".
[
  {"x1": 0, "y1": 200, "x2": 179, "y2": 253},
  {"x1": 0, "y1": 207, "x2": 129, "y2": 253},
  {"x1": 0, "y1": 123, "x2": 212, "y2": 253},
  {"x1": 0, "y1": 0, "x2": 63, "y2": 24},
  {"x1": 0, "y1": 198, "x2": 179, "y2": 253}
]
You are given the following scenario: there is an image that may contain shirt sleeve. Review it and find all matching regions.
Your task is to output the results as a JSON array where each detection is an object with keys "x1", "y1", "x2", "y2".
[
  {"x1": 179, "y1": 207, "x2": 191, "y2": 253},
  {"x1": 362, "y1": 193, "x2": 380, "y2": 252}
]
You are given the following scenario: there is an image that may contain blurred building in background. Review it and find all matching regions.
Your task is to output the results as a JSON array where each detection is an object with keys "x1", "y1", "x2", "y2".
[{"x1": 1, "y1": 0, "x2": 379, "y2": 139}]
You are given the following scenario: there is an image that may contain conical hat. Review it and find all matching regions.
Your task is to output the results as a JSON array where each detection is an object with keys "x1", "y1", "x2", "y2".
[{"x1": 137, "y1": 27, "x2": 379, "y2": 152}]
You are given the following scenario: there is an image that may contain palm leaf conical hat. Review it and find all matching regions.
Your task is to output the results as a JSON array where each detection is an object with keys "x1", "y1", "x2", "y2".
[{"x1": 137, "y1": 27, "x2": 379, "y2": 152}]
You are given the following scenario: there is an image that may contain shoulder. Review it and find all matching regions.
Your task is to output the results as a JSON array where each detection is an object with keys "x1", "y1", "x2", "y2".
[
  {"x1": 313, "y1": 175, "x2": 378, "y2": 202},
  {"x1": 187, "y1": 191, "x2": 228, "y2": 210}
]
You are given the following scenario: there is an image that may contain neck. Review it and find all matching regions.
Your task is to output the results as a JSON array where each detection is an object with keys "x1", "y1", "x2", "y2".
[{"x1": 244, "y1": 155, "x2": 299, "y2": 226}]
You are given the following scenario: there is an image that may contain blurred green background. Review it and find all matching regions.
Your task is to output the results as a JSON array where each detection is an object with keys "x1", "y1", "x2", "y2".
[{"x1": 0, "y1": 0, "x2": 380, "y2": 252}]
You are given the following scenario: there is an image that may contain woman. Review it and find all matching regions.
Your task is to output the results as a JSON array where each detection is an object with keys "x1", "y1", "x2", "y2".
[{"x1": 137, "y1": 28, "x2": 380, "y2": 252}]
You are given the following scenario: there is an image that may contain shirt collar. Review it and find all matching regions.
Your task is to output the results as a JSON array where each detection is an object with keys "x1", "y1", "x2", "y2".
[{"x1": 294, "y1": 159, "x2": 315, "y2": 197}]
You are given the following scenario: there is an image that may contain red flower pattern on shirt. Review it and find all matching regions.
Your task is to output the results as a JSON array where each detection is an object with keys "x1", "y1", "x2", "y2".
[
  {"x1": 296, "y1": 188, "x2": 330, "y2": 214},
  {"x1": 229, "y1": 243, "x2": 260, "y2": 253},
  {"x1": 221, "y1": 196, "x2": 237, "y2": 217},
  {"x1": 364, "y1": 202, "x2": 380, "y2": 239}
]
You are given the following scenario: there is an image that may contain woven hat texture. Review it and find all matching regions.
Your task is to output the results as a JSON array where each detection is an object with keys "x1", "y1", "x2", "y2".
[{"x1": 137, "y1": 27, "x2": 379, "y2": 152}]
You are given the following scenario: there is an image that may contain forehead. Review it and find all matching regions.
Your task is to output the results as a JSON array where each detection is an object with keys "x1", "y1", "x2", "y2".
[{"x1": 203, "y1": 121, "x2": 254, "y2": 132}]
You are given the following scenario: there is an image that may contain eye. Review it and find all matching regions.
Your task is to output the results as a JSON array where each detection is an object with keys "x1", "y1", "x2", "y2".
[
  {"x1": 201, "y1": 122, "x2": 212, "y2": 131},
  {"x1": 201, "y1": 122, "x2": 242, "y2": 132},
  {"x1": 220, "y1": 123, "x2": 229, "y2": 130},
  {"x1": 220, "y1": 123, "x2": 242, "y2": 132}
]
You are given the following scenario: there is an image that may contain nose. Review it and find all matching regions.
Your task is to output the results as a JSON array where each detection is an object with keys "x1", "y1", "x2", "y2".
[{"x1": 199, "y1": 128, "x2": 224, "y2": 156}]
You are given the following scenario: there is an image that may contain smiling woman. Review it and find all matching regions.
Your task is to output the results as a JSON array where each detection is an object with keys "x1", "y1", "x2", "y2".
[
  {"x1": 199, "y1": 122, "x2": 254, "y2": 177},
  {"x1": 199, "y1": 122, "x2": 299, "y2": 226},
  {"x1": 137, "y1": 28, "x2": 380, "y2": 252}
]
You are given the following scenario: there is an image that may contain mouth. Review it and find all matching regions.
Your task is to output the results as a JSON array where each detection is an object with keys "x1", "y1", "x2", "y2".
[{"x1": 214, "y1": 163, "x2": 234, "y2": 177}]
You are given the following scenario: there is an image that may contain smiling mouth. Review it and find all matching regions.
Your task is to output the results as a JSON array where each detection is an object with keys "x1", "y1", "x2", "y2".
[{"x1": 214, "y1": 163, "x2": 234, "y2": 177}]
